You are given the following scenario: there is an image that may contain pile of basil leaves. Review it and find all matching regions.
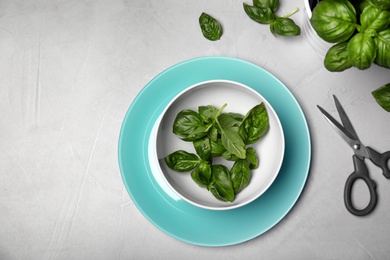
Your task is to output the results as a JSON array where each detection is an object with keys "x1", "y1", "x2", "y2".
[
  {"x1": 164, "y1": 103, "x2": 269, "y2": 203},
  {"x1": 310, "y1": 0, "x2": 390, "y2": 72}
]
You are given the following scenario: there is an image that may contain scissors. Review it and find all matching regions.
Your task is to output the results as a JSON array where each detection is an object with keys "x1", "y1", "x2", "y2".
[{"x1": 317, "y1": 95, "x2": 390, "y2": 216}]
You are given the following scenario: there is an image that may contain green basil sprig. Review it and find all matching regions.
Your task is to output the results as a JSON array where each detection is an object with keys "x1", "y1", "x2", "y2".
[
  {"x1": 372, "y1": 83, "x2": 390, "y2": 112},
  {"x1": 164, "y1": 103, "x2": 269, "y2": 203},
  {"x1": 243, "y1": 0, "x2": 300, "y2": 36},
  {"x1": 199, "y1": 12, "x2": 223, "y2": 41},
  {"x1": 311, "y1": 0, "x2": 390, "y2": 72}
]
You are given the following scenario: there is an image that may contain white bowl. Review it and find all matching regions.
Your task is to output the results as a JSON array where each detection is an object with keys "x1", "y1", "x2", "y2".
[{"x1": 154, "y1": 80, "x2": 285, "y2": 210}]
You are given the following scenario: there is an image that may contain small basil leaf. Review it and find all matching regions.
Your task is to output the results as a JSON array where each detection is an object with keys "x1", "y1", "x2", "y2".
[
  {"x1": 218, "y1": 113, "x2": 244, "y2": 128},
  {"x1": 230, "y1": 159, "x2": 252, "y2": 194},
  {"x1": 270, "y1": 17, "x2": 301, "y2": 36},
  {"x1": 209, "y1": 165, "x2": 235, "y2": 202},
  {"x1": 199, "y1": 105, "x2": 219, "y2": 124},
  {"x1": 220, "y1": 128, "x2": 246, "y2": 159},
  {"x1": 217, "y1": 112, "x2": 246, "y2": 159},
  {"x1": 193, "y1": 137, "x2": 211, "y2": 161},
  {"x1": 253, "y1": 0, "x2": 279, "y2": 12},
  {"x1": 246, "y1": 147, "x2": 259, "y2": 169},
  {"x1": 210, "y1": 139, "x2": 226, "y2": 157},
  {"x1": 310, "y1": 0, "x2": 357, "y2": 43},
  {"x1": 324, "y1": 42, "x2": 353, "y2": 72},
  {"x1": 243, "y1": 3, "x2": 275, "y2": 24},
  {"x1": 191, "y1": 161, "x2": 212, "y2": 188},
  {"x1": 239, "y1": 103, "x2": 269, "y2": 145},
  {"x1": 347, "y1": 32, "x2": 377, "y2": 70},
  {"x1": 375, "y1": 29, "x2": 390, "y2": 68},
  {"x1": 372, "y1": 83, "x2": 390, "y2": 112},
  {"x1": 165, "y1": 150, "x2": 201, "y2": 172},
  {"x1": 173, "y1": 109, "x2": 208, "y2": 141},
  {"x1": 199, "y1": 12, "x2": 223, "y2": 41},
  {"x1": 208, "y1": 125, "x2": 219, "y2": 142},
  {"x1": 222, "y1": 151, "x2": 240, "y2": 161},
  {"x1": 360, "y1": 6, "x2": 390, "y2": 33},
  {"x1": 368, "y1": 0, "x2": 390, "y2": 10}
]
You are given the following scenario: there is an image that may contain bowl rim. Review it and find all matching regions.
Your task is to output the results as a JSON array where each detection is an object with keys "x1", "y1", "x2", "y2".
[{"x1": 153, "y1": 79, "x2": 285, "y2": 210}]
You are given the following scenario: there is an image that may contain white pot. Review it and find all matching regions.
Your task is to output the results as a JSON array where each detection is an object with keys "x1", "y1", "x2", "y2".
[{"x1": 303, "y1": 0, "x2": 333, "y2": 56}]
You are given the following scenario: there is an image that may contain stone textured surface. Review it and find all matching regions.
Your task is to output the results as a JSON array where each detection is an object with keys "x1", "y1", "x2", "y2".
[{"x1": 1, "y1": 0, "x2": 390, "y2": 259}]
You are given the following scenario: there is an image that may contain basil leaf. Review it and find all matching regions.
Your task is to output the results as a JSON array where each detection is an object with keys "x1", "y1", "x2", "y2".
[
  {"x1": 239, "y1": 103, "x2": 269, "y2": 145},
  {"x1": 372, "y1": 83, "x2": 390, "y2": 112},
  {"x1": 193, "y1": 137, "x2": 211, "y2": 161},
  {"x1": 243, "y1": 3, "x2": 275, "y2": 24},
  {"x1": 210, "y1": 139, "x2": 226, "y2": 157},
  {"x1": 347, "y1": 32, "x2": 377, "y2": 70},
  {"x1": 270, "y1": 17, "x2": 301, "y2": 36},
  {"x1": 253, "y1": 0, "x2": 279, "y2": 12},
  {"x1": 310, "y1": 0, "x2": 357, "y2": 43},
  {"x1": 375, "y1": 29, "x2": 390, "y2": 68},
  {"x1": 218, "y1": 113, "x2": 244, "y2": 128},
  {"x1": 209, "y1": 165, "x2": 235, "y2": 202},
  {"x1": 230, "y1": 159, "x2": 252, "y2": 194},
  {"x1": 368, "y1": 0, "x2": 390, "y2": 10},
  {"x1": 215, "y1": 110, "x2": 246, "y2": 159},
  {"x1": 220, "y1": 128, "x2": 246, "y2": 159},
  {"x1": 324, "y1": 42, "x2": 353, "y2": 72},
  {"x1": 173, "y1": 109, "x2": 208, "y2": 141},
  {"x1": 360, "y1": 6, "x2": 390, "y2": 33},
  {"x1": 165, "y1": 150, "x2": 201, "y2": 172},
  {"x1": 199, "y1": 105, "x2": 219, "y2": 124},
  {"x1": 208, "y1": 125, "x2": 219, "y2": 142},
  {"x1": 246, "y1": 147, "x2": 259, "y2": 169},
  {"x1": 191, "y1": 161, "x2": 212, "y2": 188},
  {"x1": 199, "y1": 12, "x2": 223, "y2": 41},
  {"x1": 222, "y1": 151, "x2": 240, "y2": 161}
]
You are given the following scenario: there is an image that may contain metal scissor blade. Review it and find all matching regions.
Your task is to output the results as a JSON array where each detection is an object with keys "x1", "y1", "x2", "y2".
[
  {"x1": 317, "y1": 105, "x2": 359, "y2": 149},
  {"x1": 333, "y1": 95, "x2": 360, "y2": 142}
]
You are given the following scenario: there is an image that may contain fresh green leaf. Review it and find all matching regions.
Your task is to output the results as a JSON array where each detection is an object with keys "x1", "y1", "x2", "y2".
[
  {"x1": 253, "y1": 0, "x2": 279, "y2": 12},
  {"x1": 310, "y1": 0, "x2": 358, "y2": 43},
  {"x1": 246, "y1": 147, "x2": 259, "y2": 169},
  {"x1": 243, "y1": 3, "x2": 275, "y2": 24},
  {"x1": 230, "y1": 159, "x2": 252, "y2": 194},
  {"x1": 215, "y1": 109, "x2": 246, "y2": 159},
  {"x1": 191, "y1": 161, "x2": 212, "y2": 188},
  {"x1": 199, "y1": 105, "x2": 219, "y2": 124},
  {"x1": 372, "y1": 83, "x2": 390, "y2": 112},
  {"x1": 270, "y1": 17, "x2": 301, "y2": 36},
  {"x1": 165, "y1": 150, "x2": 201, "y2": 172},
  {"x1": 348, "y1": 32, "x2": 377, "y2": 70},
  {"x1": 375, "y1": 29, "x2": 390, "y2": 68},
  {"x1": 360, "y1": 5, "x2": 390, "y2": 33},
  {"x1": 210, "y1": 139, "x2": 226, "y2": 157},
  {"x1": 324, "y1": 42, "x2": 353, "y2": 72},
  {"x1": 199, "y1": 12, "x2": 223, "y2": 41},
  {"x1": 173, "y1": 109, "x2": 208, "y2": 141},
  {"x1": 239, "y1": 103, "x2": 269, "y2": 145},
  {"x1": 209, "y1": 165, "x2": 235, "y2": 202},
  {"x1": 220, "y1": 128, "x2": 246, "y2": 159},
  {"x1": 222, "y1": 151, "x2": 240, "y2": 161},
  {"x1": 193, "y1": 137, "x2": 212, "y2": 161},
  {"x1": 368, "y1": 0, "x2": 390, "y2": 10},
  {"x1": 217, "y1": 113, "x2": 244, "y2": 128}
]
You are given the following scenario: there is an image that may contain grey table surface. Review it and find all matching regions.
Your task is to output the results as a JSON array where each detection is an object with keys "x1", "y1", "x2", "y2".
[{"x1": 1, "y1": 0, "x2": 390, "y2": 259}]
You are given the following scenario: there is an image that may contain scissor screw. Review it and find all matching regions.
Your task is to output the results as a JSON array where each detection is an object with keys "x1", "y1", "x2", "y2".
[{"x1": 354, "y1": 144, "x2": 361, "y2": 150}]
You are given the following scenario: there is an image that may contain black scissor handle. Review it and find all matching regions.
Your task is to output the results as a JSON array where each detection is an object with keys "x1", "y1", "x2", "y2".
[
  {"x1": 367, "y1": 147, "x2": 390, "y2": 179},
  {"x1": 344, "y1": 155, "x2": 377, "y2": 216}
]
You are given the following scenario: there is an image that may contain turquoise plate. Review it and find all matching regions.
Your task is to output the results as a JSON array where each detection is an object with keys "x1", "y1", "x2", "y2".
[{"x1": 118, "y1": 56, "x2": 311, "y2": 246}]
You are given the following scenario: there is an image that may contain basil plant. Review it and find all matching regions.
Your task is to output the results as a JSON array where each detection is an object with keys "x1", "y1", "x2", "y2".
[{"x1": 311, "y1": 0, "x2": 390, "y2": 72}]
